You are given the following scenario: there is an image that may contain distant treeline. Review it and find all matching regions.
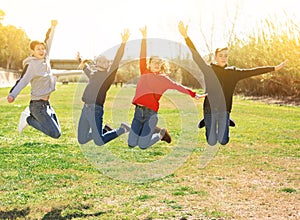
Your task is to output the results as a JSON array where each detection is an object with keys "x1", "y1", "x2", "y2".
[{"x1": 1, "y1": 8, "x2": 299, "y2": 100}]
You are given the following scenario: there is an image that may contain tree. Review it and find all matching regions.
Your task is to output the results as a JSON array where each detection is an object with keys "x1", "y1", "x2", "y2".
[
  {"x1": 0, "y1": 25, "x2": 30, "y2": 69},
  {"x1": 0, "y1": 9, "x2": 30, "y2": 70}
]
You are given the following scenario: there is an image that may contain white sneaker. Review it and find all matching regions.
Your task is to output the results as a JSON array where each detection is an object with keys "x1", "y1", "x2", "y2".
[
  {"x1": 120, "y1": 122, "x2": 130, "y2": 133},
  {"x1": 18, "y1": 106, "x2": 30, "y2": 134}
]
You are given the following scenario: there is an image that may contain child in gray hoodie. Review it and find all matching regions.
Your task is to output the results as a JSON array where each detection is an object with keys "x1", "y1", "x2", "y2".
[{"x1": 7, "y1": 20, "x2": 61, "y2": 138}]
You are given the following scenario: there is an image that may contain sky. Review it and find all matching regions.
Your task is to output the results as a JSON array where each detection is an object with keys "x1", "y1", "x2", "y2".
[{"x1": 1, "y1": 0, "x2": 299, "y2": 59}]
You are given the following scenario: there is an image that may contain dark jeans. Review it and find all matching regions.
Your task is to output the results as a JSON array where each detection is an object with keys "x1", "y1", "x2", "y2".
[
  {"x1": 204, "y1": 111, "x2": 230, "y2": 146},
  {"x1": 128, "y1": 105, "x2": 160, "y2": 149},
  {"x1": 77, "y1": 104, "x2": 124, "y2": 146},
  {"x1": 27, "y1": 100, "x2": 61, "y2": 138}
]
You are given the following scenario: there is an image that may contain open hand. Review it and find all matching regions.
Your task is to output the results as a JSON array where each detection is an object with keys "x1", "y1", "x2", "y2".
[
  {"x1": 7, "y1": 95, "x2": 14, "y2": 103},
  {"x1": 139, "y1": 25, "x2": 147, "y2": 38},
  {"x1": 78, "y1": 59, "x2": 93, "y2": 69},
  {"x1": 275, "y1": 60, "x2": 288, "y2": 71},
  {"x1": 195, "y1": 93, "x2": 207, "y2": 100},
  {"x1": 51, "y1": 20, "x2": 58, "y2": 27},
  {"x1": 121, "y1": 28, "x2": 130, "y2": 43},
  {"x1": 178, "y1": 21, "x2": 188, "y2": 38}
]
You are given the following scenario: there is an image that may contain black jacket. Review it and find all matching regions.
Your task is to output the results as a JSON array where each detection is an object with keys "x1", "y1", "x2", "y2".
[
  {"x1": 184, "y1": 37, "x2": 275, "y2": 112},
  {"x1": 82, "y1": 43, "x2": 126, "y2": 106}
]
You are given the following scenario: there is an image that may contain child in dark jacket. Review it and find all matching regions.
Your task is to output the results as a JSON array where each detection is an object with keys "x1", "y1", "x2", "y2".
[
  {"x1": 77, "y1": 29, "x2": 131, "y2": 146},
  {"x1": 178, "y1": 21, "x2": 287, "y2": 146}
]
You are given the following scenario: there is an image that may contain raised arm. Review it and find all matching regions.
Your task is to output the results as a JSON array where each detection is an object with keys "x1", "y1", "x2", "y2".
[
  {"x1": 109, "y1": 28, "x2": 130, "y2": 73},
  {"x1": 102, "y1": 28, "x2": 130, "y2": 88},
  {"x1": 178, "y1": 21, "x2": 198, "y2": 54},
  {"x1": 44, "y1": 20, "x2": 57, "y2": 56},
  {"x1": 79, "y1": 59, "x2": 94, "y2": 79},
  {"x1": 178, "y1": 21, "x2": 212, "y2": 75},
  {"x1": 139, "y1": 25, "x2": 147, "y2": 74}
]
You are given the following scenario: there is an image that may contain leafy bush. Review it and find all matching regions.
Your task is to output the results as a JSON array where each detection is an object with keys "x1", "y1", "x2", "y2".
[{"x1": 229, "y1": 17, "x2": 300, "y2": 99}]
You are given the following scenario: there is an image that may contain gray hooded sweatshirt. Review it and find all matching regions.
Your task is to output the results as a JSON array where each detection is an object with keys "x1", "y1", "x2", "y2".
[{"x1": 9, "y1": 25, "x2": 57, "y2": 100}]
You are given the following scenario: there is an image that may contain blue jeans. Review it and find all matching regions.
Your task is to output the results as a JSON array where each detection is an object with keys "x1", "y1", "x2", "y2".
[
  {"x1": 204, "y1": 111, "x2": 230, "y2": 146},
  {"x1": 27, "y1": 100, "x2": 61, "y2": 138},
  {"x1": 77, "y1": 104, "x2": 125, "y2": 146},
  {"x1": 128, "y1": 105, "x2": 160, "y2": 149}
]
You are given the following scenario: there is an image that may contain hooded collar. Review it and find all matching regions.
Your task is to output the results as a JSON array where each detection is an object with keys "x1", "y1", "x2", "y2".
[{"x1": 22, "y1": 55, "x2": 48, "y2": 68}]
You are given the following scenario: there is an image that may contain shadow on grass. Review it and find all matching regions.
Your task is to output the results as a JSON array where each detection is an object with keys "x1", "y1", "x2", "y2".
[
  {"x1": 0, "y1": 207, "x2": 30, "y2": 219},
  {"x1": 42, "y1": 207, "x2": 107, "y2": 220},
  {"x1": 0, "y1": 207, "x2": 107, "y2": 219}
]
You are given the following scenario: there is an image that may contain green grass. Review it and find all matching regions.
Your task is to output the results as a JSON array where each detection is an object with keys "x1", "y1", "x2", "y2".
[{"x1": 0, "y1": 83, "x2": 299, "y2": 219}]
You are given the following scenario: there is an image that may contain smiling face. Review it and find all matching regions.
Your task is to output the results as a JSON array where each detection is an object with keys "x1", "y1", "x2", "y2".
[
  {"x1": 149, "y1": 56, "x2": 164, "y2": 73},
  {"x1": 31, "y1": 44, "x2": 46, "y2": 59},
  {"x1": 215, "y1": 48, "x2": 229, "y2": 68}
]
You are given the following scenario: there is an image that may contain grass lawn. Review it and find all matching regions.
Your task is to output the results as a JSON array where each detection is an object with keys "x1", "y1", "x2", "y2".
[{"x1": 0, "y1": 83, "x2": 299, "y2": 219}]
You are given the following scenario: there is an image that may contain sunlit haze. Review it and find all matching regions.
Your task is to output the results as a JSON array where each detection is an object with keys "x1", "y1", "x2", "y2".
[{"x1": 1, "y1": 0, "x2": 299, "y2": 59}]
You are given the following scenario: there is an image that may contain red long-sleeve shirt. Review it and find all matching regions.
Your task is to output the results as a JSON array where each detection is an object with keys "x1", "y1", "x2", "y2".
[{"x1": 132, "y1": 38, "x2": 196, "y2": 112}]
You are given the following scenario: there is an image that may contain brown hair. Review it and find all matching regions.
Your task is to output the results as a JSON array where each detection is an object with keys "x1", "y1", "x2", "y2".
[
  {"x1": 215, "y1": 47, "x2": 228, "y2": 56},
  {"x1": 29, "y1": 41, "x2": 46, "y2": 50}
]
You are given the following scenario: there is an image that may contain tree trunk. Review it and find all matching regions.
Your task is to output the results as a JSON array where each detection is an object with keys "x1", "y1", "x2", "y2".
[{"x1": 6, "y1": 55, "x2": 12, "y2": 70}]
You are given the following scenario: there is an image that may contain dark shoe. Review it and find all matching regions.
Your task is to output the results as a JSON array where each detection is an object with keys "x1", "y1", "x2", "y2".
[
  {"x1": 229, "y1": 119, "x2": 235, "y2": 127},
  {"x1": 198, "y1": 118, "x2": 236, "y2": 128},
  {"x1": 103, "y1": 124, "x2": 113, "y2": 134},
  {"x1": 198, "y1": 118, "x2": 205, "y2": 128},
  {"x1": 160, "y1": 128, "x2": 172, "y2": 143}
]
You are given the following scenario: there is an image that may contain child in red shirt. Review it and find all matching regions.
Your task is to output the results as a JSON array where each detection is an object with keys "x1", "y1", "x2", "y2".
[{"x1": 128, "y1": 26, "x2": 206, "y2": 149}]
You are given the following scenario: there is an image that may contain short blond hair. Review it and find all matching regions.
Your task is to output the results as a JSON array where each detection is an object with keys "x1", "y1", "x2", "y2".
[{"x1": 94, "y1": 55, "x2": 110, "y2": 69}]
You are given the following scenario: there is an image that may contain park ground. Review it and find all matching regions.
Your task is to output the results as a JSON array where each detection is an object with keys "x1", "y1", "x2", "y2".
[{"x1": 0, "y1": 84, "x2": 299, "y2": 219}]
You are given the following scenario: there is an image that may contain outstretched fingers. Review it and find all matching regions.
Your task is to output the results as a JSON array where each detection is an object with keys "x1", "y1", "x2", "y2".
[
  {"x1": 178, "y1": 21, "x2": 188, "y2": 38},
  {"x1": 139, "y1": 25, "x2": 147, "y2": 38},
  {"x1": 275, "y1": 59, "x2": 288, "y2": 71},
  {"x1": 121, "y1": 29, "x2": 130, "y2": 43}
]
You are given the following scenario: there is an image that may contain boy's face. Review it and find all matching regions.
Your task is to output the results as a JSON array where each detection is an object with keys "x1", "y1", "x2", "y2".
[
  {"x1": 32, "y1": 44, "x2": 46, "y2": 59},
  {"x1": 215, "y1": 49, "x2": 229, "y2": 67}
]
